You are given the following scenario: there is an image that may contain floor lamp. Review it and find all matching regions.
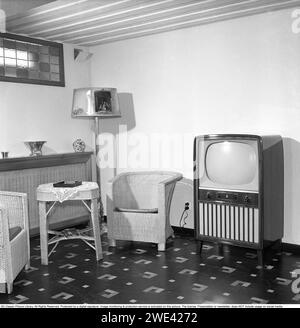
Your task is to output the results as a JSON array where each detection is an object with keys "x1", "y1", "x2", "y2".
[{"x1": 71, "y1": 87, "x2": 121, "y2": 220}]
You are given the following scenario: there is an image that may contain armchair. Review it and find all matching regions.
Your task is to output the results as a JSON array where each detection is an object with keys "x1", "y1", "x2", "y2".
[
  {"x1": 0, "y1": 191, "x2": 30, "y2": 294},
  {"x1": 106, "y1": 171, "x2": 182, "y2": 251}
]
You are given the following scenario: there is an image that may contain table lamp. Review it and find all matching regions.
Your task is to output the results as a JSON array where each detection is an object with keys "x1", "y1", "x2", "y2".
[{"x1": 71, "y1": 87, "x2": 121, "y2": 219}]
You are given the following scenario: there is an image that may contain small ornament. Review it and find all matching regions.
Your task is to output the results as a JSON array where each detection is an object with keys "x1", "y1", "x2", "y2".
[
  {"x1": 73, "y1": 139, "x2": 86, "y2": 152},
  {"x1": 1, "y1": 151, "x2": 9, "y2": 158}
]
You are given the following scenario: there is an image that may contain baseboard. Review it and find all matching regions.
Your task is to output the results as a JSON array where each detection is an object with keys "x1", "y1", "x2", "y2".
[
  {"x1": 172, "y1": 227, "x2": 300, "y2": 253},
  {"x1": 30, "y1": 215, "x2": 90, "y2": 237},
  {"x1": 282, "y1": 242, "x2": 300, "y2": 253}
]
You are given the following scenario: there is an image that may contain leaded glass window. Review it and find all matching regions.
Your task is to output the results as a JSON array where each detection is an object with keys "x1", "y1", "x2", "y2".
[{"x1": 0, "y1": 33, "x2": 65, "y2": 87}]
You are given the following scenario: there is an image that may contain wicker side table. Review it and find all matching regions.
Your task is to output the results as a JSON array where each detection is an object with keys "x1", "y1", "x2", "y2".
[{"x1": 36, "y1": 182, "x2": 103, "y2": 265}]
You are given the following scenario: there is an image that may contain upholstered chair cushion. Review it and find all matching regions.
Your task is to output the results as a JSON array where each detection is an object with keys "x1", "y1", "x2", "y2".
[{"x1": 116, "y1": 207, "x2": 158, "y2": 214}]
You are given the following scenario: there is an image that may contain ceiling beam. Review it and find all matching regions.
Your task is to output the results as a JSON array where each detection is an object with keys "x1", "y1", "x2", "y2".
[{"x1": 4, "y1": 0, "x2": 300, "y2": 47}]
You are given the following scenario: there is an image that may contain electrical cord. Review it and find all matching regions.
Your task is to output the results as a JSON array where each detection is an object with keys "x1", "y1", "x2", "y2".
[
  {"x1": 179, "y1": 209, "x2": 189, "y2": 228},
  {"x1": 182, "y1": 211, "x2": 188, "y2": 228}
]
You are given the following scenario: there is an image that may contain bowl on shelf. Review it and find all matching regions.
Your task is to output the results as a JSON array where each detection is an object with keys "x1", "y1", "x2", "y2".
[{"x1": 24, "y1": 141, "x2": 46, "y2": 156}]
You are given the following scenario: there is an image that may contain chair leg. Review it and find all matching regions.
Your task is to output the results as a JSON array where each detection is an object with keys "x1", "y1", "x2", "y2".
[
  {"x1": 91, "y1": 198, "x2": 103, "y2": 261},
  {"x1": 199, "y1": 241, "x2": 203, "y2": 254},
  {"x1": 109, "y1": 239, "x2": 116, "y2": 247},
  {"x1": 158, "y1": 243, "x2": 166, "y2": 251},
  {"x1": 275, "y1": 239, "x2": 282, "y2": 252},
  {"x1": 0, "y1": 283, "x2": 6, "y2": 293},
  {"x1": 257, "y1": 249, "x2": 264, "y2": 267},
  {"x1": 25, "y1": 261, "x2": 31, "y2": 271},
  {"x1": 7, "y1": 283, "x2": 13, "y2": 294}
]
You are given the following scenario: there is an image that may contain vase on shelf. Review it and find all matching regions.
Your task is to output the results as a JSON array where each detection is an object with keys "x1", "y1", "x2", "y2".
[
  {"x1": 24, "y1": 141, "x2": 46, "y2": 156},
  {"x1": 73, "y1": 139, "x2": 86, "y2": 152}
]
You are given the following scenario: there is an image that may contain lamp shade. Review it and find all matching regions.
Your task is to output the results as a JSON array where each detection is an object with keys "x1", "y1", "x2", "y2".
[{"x1": 72, "y1": 87, "x2": 121, "y2": 118}]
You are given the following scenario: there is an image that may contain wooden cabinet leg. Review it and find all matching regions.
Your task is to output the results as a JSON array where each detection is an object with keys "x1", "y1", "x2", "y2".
[
  {"x1": 39, "y1": 201, "x2": 48, "y2": 265},
  {"x1": 91, "y1": 198, "x2": 103, "y2": 261},
  {"x1": 276, "y1": 239, "x2": 282, "y2": 252},
  {"x1": 199, "y1": 241, "x2": 203, "y2": 254},
  {"x1": 257, "y1": 249, "x2": 263, "y2": 267}
]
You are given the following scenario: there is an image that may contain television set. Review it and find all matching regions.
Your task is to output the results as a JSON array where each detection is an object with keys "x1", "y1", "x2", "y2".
[{"x1": 193, "y1": 134, "x2": 284, "y2": 264}]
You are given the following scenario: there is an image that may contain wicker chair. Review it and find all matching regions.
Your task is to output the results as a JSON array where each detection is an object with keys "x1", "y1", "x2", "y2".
[
  {"x1": 106, "y1": 171, "x2": 182, "y2": 251},
  {"x1": 0, "y1": 191, "x2": 30, "y2": 294}
]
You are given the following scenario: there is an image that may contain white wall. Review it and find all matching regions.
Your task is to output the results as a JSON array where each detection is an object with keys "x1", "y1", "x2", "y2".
[
  {"x1": 90, "y1": 8, "x2": 300, "y2": 244},
  {"x1": 0, "y1": 43, "x2": 94, "y2": 156}
]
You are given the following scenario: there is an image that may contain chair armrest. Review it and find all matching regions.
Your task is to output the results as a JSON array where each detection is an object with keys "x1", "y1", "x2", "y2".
[
  {"x1": 0, "y1": 191, "x2": 29, "y2": 231},
  {"x1": 158, "y1": 173, "x2": 183, "y2": 186},
  {"x1": 0, "y1": 191, "x2": 27, "y2": 199},
  {"x1": 0, "y1": 206, "x2": 14, "y2": 285},
  {"x1": 157, "y1": 173, "x2": 182, "y2": 236},
  {"x1": 0, "y1": 206, "x2": 10, "y2": 248}
]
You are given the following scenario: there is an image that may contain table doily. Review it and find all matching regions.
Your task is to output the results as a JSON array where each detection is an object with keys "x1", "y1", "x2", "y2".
[{"x1": 37, "y1": 182, "x2": 98, "y2": 203}]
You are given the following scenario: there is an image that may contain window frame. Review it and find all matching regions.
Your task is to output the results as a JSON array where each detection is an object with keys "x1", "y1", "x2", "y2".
[{"x1": 0, "y1": 32, "x2": 65, "y2": 87}]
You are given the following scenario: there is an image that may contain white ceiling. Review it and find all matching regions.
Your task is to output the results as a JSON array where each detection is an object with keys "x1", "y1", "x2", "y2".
[
  {"x1": 0, "y1": 0, "x2": 55, "y2": 17},
  {"x1": 5, "y1": 0, "x2": 300, "y2": 46}
]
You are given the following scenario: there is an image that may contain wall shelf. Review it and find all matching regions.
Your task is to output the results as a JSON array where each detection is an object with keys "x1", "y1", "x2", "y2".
[{"x1": 0, "y1": 151, "x2": 93, "y2": 172}]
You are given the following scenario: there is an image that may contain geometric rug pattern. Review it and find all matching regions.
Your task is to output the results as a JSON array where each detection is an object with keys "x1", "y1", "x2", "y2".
[{"x1": 0, "y1": 231, "x2": 300, "y2": 305}]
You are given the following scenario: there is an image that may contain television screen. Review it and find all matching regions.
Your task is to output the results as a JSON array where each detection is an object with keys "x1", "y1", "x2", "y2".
[{"x1": 205, "y1": 141, "x2": 257, "y2": 186}]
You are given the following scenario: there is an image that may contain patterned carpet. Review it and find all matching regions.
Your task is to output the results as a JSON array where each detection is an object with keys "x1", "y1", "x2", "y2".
[{"x1": 0, "y1": 229, "x2": 300, "y2": 305}]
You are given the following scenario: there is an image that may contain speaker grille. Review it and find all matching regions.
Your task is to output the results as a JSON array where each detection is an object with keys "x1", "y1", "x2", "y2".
[{"x1": 199, "y1": 203, "x2": 259, "y2": 243}]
